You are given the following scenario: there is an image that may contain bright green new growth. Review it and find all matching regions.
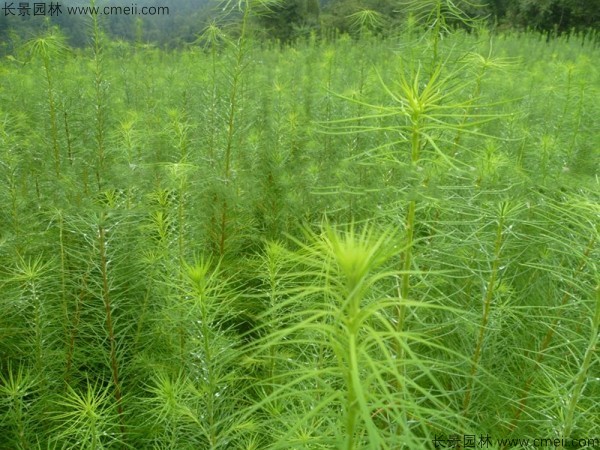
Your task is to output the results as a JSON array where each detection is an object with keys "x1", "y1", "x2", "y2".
[
  {"x1": 347, "y1": 9, "x2": 387, "y2": 36},
  {"x1": 23, "y1": 28, "x2": 68, "y2": 179},
  {"x1": 240, "y1": 224, "x2": 468, "y2": 448},
  {"x1": 0, "y1": 1, "x2": 598, "y2": 448}
]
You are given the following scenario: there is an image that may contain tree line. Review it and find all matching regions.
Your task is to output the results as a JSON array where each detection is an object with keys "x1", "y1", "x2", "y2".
[{"x1": 1, "y1": 0, "x2": 598, "y2": 53}]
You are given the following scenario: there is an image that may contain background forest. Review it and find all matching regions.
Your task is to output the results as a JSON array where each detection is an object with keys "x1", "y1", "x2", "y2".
[
  {"x1": 0, "y1": 0, "x2": 599, "y2": 449},
  {"x1": 1, "y1": 0, "x2": 600, "y2": 51}
]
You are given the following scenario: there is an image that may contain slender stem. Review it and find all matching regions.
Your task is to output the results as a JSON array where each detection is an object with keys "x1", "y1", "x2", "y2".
[
  {"x1": 345, "y1": 332, "x2": 359, "y2": 450},
  {"x1": 563, "y1": 282, "x2": 599, "y2": 437},
  {"x1": 97, "y1": 223, "x2": 125, "y2": 433},
  {"x1": 91, "y1": 8, "x2": 106, "y2": 191},
  {"x1": 31, "y1": 282, "x2": 43, "y2": 375},
  {"x1": 65, "y1": 273, "x2": 87, "y2": 385},
  {"x1": 43, "y1": 56, "x2": 60, "y2": 178},
  {"x1": 398, "y1": 123, "x2": 421, "y2": 337},
  {"x1": 58, "y1": 212, "x2": 70, "y2": 378},
  {"x1": 463, "y1": 206, "x2": 505, "y2": 414},
  {"x1": 63, "y1": 109, "x2": 74, "y2": 165},
  {"x1": 218, "y1": 3, "x2": 250, "y2": 256}
]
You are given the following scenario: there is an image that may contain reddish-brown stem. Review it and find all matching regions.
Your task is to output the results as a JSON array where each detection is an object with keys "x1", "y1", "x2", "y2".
[
  {"x1": 98, "y1": 224, "x2": 125, "y2": 434},
  {"x1": 505, "y1": 236, "x2": 596, "y2": 437}
]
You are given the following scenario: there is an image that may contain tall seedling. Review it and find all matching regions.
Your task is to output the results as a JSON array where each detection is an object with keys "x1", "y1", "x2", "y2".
[
  {"x1": 213, "y1": 0, "x2": 282, "y2": 257},
  {"x1": 245, "y1": 224, "x2": 465, "y2": 448},
  {"x1": 23, "y1": 27, "x2": 67, "y2": 178},
  {"x1": 323, "y1": 3, "x2": 511, "y2": 439},
  {"x1": 400, "y1": 0, "x2": 485, "y2": 68},
  {"x1": 89, "y1": 1, "x2": 108, "y2": 191},
  {"x1": 196, "y1": 21, "x2": 227, "y2": 164},
  {"x1": 326, "y1": 61, "x2": 491, "y2": 339}
]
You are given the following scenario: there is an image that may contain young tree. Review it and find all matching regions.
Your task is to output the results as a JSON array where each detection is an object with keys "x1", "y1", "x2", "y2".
[{"x1": 321, "y1": 0, "x2": 400, "y2": 35}]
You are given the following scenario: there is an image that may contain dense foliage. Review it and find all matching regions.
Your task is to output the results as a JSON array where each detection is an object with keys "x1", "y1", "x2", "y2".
[
  {"x1": 1, "y1": 1, "x2": 599, "y2": 449},
  {"x1": 1, "y1": 0, "x2": 599, "y2": 51}
]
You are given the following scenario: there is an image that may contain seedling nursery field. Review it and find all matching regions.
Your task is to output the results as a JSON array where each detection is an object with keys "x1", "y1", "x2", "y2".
[{"x1": 0, "y1": 4, "x2": 598, "y2": 449}]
